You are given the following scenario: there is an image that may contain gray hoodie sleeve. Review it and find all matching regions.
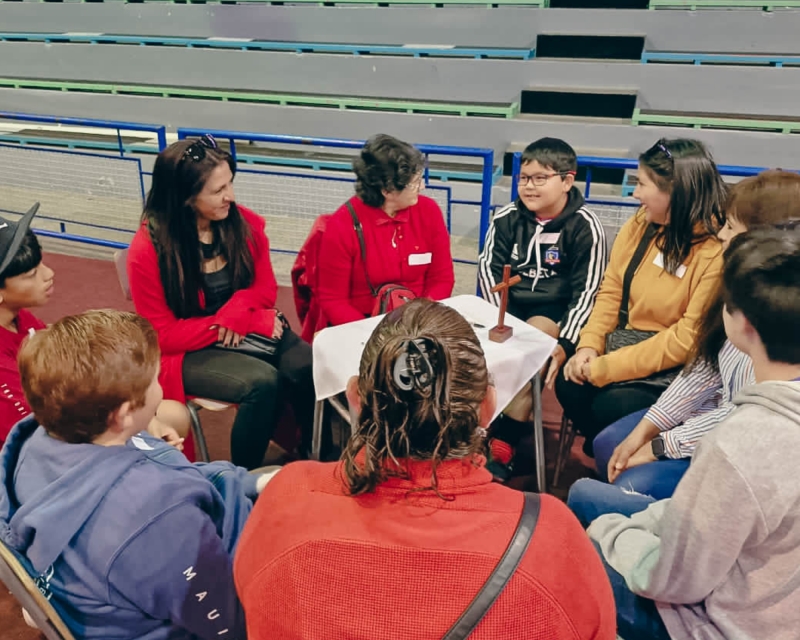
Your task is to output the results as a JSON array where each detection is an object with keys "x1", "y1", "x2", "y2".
[{"x1": 588, "y1": 440, "x2": 766, "y2": 604}]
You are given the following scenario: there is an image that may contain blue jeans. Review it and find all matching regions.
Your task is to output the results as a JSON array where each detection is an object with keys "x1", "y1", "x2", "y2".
[
  {"x1": 567, "y1": 478, "x2": 656, "y2": 528},
  {"x1": 594, "y1": 408, "x2": 691, "y2": 500},
  {"x1": 592, "y1": 541, "x2": 672, "y2": 640}
]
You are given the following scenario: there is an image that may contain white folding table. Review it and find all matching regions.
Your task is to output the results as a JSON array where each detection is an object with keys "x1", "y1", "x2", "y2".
[{"x1": 311, "y1": 294, "x2": 556, "y2": 491}]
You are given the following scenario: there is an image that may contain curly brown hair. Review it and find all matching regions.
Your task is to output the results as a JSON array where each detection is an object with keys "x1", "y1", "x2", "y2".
[
  {"x1": 352, "y1": 134, "x2": 425, "y2": 208},
  {"x1": 342, "y1": 299, "x2": 489, "y2": 497}
]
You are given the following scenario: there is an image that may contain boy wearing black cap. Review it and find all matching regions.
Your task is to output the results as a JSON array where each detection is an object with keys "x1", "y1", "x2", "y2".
[
  {"x1": 0, "y1": 204, "x2": 53, "y2": 443},
  {"x1": 0, "y1": 204, "x2": 188, "y2": 447}
]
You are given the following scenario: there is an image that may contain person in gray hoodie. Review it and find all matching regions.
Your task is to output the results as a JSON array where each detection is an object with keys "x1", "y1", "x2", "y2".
[
  {"x1": 0, "y1": 309, "x2": 277, "y2": 639},
  {"x1": 587, "y1": 228, "x2": 800, "y2": 640}
]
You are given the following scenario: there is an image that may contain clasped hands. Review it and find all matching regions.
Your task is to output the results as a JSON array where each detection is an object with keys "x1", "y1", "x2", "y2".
[
  {"x1": 213, "y1": 309, "x2": 284, "y2": 347},
  {"x1": 607, "y1": 418, "x2": 661, "y2": 483},
  {"x1": 562, "y1": 347, "x2": 599, "y2": 386}
]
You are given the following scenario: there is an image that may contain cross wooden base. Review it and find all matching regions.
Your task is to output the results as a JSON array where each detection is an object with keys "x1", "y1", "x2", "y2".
[{"x1": 488, "y1": 325, "x2": 513, "y2": 343}]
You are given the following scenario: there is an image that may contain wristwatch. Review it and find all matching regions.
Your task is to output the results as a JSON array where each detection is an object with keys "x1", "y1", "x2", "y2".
[{"x1": 651, "y1": 435, "x2": 669, "y2": 461}]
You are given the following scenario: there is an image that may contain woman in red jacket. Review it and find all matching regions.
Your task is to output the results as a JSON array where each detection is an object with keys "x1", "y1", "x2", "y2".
[
  {"x1": 317, "y1": 134, "x2": 454, "y2": 326},
  {"x1": 127, "y1": 135, "x2": 314, "y2": 468},
  {"x1": 234, "y1": 298, "x2": 616, "y2": 640}
]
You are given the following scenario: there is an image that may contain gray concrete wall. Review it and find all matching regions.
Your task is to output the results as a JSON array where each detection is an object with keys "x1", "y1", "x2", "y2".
[
  {"x1": 4, "y1": 42, "x2": 800, "y2": 118},
  {"x1": 2, "y1": 4, "x2": 800, "y2": 54},
  {"x1": 2, "y1": 88, "x2": 799, "y2": 172}
]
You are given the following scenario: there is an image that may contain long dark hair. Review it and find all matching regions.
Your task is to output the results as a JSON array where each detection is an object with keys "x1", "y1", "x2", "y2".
[
  {"x1": 342, "y1": 299, "x2": 489, "y2": 498},
  {"x1": 639, "y1": 138, "x2": 727, "y2": 275},
  {"x1": 143, "y1": 138, "x2": 254, "y2": 319},
  {"x1": 687, "y1": 171, "x2": 800, "y2": 372}
]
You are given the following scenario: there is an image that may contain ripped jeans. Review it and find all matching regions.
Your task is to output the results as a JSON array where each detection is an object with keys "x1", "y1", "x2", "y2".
[
  {"x1": 567, "y1": 478, "x2": 656, "y2": 529},
  {"x1": 593, "y1": 408, "x2": 691, "y2": 500}
]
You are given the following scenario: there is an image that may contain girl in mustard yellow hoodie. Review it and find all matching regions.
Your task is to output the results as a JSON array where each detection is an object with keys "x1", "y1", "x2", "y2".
[{"x1": 556, "y1": 138, "x2": 726, "y2": 458}]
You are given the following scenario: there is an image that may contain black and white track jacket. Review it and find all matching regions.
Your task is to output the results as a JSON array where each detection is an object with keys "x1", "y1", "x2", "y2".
[{"x1": 478, "y1": 187, "x2": 607, "y2": 358}]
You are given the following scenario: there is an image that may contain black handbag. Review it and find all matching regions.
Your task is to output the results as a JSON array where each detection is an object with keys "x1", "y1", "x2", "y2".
[
  {"x1": 441, "y1": 493, "x2": 540, "y2": 640},
  {"x1": 212, "y1": 313, "x2": 289, "y2": 362},
  {"x1": 605, "y1": 223, "x2": 680, "y2": 391}
]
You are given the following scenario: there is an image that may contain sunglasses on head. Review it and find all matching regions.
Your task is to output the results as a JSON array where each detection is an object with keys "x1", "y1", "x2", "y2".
[
  {"x1": 652, "y1": 139, "x2": 673, "y2": 161},
  {"x1": 182, "y1": 134, "x2": 219, "y2": 163}
]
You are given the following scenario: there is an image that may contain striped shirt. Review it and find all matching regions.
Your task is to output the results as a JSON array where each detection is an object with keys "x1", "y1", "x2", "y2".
[{"x1": 645, "y1": 339, "x2": 754, "y2": 459}]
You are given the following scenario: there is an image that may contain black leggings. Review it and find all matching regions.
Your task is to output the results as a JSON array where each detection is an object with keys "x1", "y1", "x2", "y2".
[
  {"x1": 183, "y1": 329, "x2": 314, "y2": 469},
  {"x1": 555, "y1": 371, "x2": 663, "y2": 458}
]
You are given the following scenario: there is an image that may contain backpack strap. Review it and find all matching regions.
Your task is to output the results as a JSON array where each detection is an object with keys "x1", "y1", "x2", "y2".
[
  {"x1": 441, "y1": 492, "x2": 541, "y2": 640},
  {"x1": 346, "y1": 200, "x2": 378, "y2": 297}
]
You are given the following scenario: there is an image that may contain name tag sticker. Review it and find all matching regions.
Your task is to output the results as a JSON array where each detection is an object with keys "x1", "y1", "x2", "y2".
[
  {"x1": 653, "y1": 252, "x2": 687, "y2": 278},
  {"x1": 409, "y1": 252, "x2": 432, "y2": 266},
  {"x1": 540, "y1": 232, "x2": 561, "y2": 244}
]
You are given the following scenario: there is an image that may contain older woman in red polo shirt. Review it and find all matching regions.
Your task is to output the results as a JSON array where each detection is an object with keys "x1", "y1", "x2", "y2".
[{"x1": 317, "y1": 134, "x2": 454, "y2": 325}]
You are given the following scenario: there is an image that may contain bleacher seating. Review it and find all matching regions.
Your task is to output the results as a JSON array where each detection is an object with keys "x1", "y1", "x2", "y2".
[
  {"x1": 632, "y1": 109, "x2": 800, "y2": 134},
  {"x1": 1, "y1": 4, "x2": 799, "y2": 174},
  {"x1": 649, "y1": 0, "x2": 800, "y2": 8},
  {"x1": 0, "y1": 32, "x2": 536, "y2": 59},
  {"x1": 641, "y1": 51, "x2": 800, "y2": 67},
  {"x1": 0, "y1": 0, "x2": 798, "y2": 280},
  {"x1": 0, "y1": 78, "x2": 519, "y2": 119}
]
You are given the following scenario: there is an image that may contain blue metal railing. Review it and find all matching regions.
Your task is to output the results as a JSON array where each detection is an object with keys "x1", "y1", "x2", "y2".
[
  {"x1": 177, "y1": 129, "x2": 495, "y2": 256},
  {"x1": 5, "y1": 112, "x2": 800, "y2": 256},
  {"x1": 0, "y1": 111, "x2": 167, "y2": 155},
  {"x1": 0, "y1": 112, "x2": 168, "y2": 250}
]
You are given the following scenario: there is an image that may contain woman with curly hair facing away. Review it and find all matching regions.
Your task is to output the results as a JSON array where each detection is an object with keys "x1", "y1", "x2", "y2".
[{"x1": 234, "y1": 298, "x2": 616, "y2": 640}]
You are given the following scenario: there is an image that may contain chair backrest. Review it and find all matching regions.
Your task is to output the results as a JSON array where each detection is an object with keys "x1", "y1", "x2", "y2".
[
  {"x1": 113, "y1": 249, "x2": 131, "y2": 301},
  {"x1": 0, "y1": 539, "x2": 76, "y2": 640}
]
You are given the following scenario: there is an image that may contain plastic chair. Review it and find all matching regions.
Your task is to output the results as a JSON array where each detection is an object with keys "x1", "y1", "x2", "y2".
[
  {"x1": 113, "y1": 249, "x2": 232, "y2": 462},
  {"x1": 0, "y1": 538, "x2": 76, "y2": 640}
]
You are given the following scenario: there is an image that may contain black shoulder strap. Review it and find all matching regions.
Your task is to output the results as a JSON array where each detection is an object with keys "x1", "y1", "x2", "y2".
[
  {"x1": 618, "y1": 223, "x2": 657, "y2": 330},
  {"x1": 346, "y1": 200, "x2": 377, "y2": 297},
  {"x1": 442, "y1": 492, "x2": 541, "y2": 640}
]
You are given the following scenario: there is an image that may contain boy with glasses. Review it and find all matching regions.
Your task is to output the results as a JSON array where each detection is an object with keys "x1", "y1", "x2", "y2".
[{"x1": 478, "y1": 137, "x2": 607, "y2": 478}]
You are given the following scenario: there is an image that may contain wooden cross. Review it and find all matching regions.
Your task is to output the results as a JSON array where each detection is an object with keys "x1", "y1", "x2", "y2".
[{"x1": 489, "y1": 264, "x2": 522, "y2": 343}]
